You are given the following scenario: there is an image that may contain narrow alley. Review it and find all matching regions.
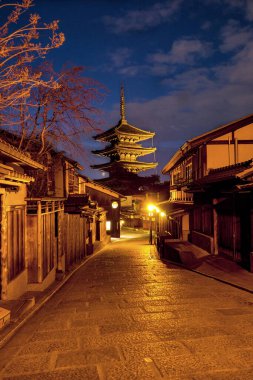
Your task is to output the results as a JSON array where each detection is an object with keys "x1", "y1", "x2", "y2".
[{"x1": 1, "y1": 230, "x2": 253, "y2": 380}]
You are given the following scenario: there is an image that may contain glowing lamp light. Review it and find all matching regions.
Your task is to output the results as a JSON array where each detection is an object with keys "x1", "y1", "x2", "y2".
[
  {"x1": 112, "y1": 201, "x2": 119, "y2": 209},
  {"x1": 160, "y1": 211, "x2": 166, "y2": 218},
  {"x1": 147, "y1": 204, "x2": 160, "y2": 214},
  {"x1": 147, "y1": 204, "x2": 155, "y2": 212}
]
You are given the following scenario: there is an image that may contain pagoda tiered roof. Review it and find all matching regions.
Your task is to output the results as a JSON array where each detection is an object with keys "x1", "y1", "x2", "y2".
[
  {"x1": 92, "y1": 142, "x2": 156, "y2": 157},
  {"x1": 91, "y1": 85, "x2": 158, "y2": 178},
  {"x1": 93, "y1": 119, "x2": 155, "y2": 143},
  {"x1": 91, "y1": 159, "x2": 157, "y2": 173}
]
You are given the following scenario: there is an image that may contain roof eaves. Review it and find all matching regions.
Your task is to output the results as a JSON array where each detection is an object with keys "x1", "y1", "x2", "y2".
[
  {"x1": 0, "y1": 138, "x2": 46, "y2": 170},
  {"x1": 163, "y1": 113, "x2": 253, "y2": 174},
  {"x1": 86, "y1": 179, "x2": 126, "y2": 198},
  {"x1": 188, "y1": 113, "x2": 253, "y2": 146},
  {"x1": 119, "y1": 122, "x2": 155, "y2": 136},
  {"x1": 162, "y1": 141, "x2": 191, "y2": 174}
]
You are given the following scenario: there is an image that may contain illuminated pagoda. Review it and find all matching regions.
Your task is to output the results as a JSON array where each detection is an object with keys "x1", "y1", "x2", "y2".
[{"x1": 91, "y1": 86, "x2": 158, "y2": 194}]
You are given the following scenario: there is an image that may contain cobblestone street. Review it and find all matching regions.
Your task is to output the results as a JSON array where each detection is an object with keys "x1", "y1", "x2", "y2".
[{"x1": 1, "y1": 230, "x2": 253, "y2": 379}]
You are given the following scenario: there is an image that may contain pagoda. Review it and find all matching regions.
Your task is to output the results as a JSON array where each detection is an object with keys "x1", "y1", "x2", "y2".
[{"x1": 91, "y1": 87, "x2": 158, "y2": 193}]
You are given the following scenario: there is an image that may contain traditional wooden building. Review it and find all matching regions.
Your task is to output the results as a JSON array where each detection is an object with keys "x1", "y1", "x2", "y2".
[
  {"x1": 26, "y1": 152, "x2": 110, "y2": 285},
  {"x1": 26, "y1": 153, "x2": 84, "y2": 290},
  {"x1": 91, "y1": 86, "x2": 158, "y2": 195},
  {"x1": 162, "y1": 113, "x2": 253, "y2": 270},
  {"x1": 188, "y1": 160, "x2": 253, "y2": 269},
  {"x1": 0, "y1": 129, "x2": 118, "y2": 306},
  {"x1": 10, "y1": 145, "x2": 110, "y2": 292},
  {"x1": 79, "y1": 175, "x2": 123, "y2": 238},
  {"x1": 0, "y1": 138, "x2": 45, "y2": 300}
]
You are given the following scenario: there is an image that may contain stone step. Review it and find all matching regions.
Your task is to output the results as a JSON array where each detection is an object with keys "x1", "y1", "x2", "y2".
[
  {"x1": 0, "y1": 307, "x2": 10, "y2": 331},
  {"x1": 162, "y1": 239, "x2": 209, "y2": 268}
]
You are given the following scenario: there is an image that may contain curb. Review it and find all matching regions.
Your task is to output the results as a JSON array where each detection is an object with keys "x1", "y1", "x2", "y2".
[
  {"x1": 0, "y1": 246, "x2": 107, "y2": 349},
  {"x1": 161, "y1": 257, "x2": 253, "y2": 295}
]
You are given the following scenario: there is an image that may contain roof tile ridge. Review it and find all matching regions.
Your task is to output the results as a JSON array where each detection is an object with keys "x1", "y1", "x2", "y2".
[
  {"x1": 208, "y1": 159, "x2": 253, "y2": 174},
  {"x1": 118, "y1": 122, "x2": 155, "y2": 135}
]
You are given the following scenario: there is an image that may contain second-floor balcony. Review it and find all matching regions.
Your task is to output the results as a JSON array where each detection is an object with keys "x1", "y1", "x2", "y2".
[{"x1": 171, "y1": 176, "x2": 194, "y2": 188}]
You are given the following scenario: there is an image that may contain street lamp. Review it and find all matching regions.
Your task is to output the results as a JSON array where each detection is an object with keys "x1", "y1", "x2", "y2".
[
  {"x1": 111, "y1": 201, "x2": 119, "y2": 209},
  {"x1": 147, "y1": 204, "x2": 167, "y2": 244}
]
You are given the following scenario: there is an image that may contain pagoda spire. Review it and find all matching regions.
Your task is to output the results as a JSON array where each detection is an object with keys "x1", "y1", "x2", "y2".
[{"x1": 120, "y1": 84, "x2": 127, "y2": 123}]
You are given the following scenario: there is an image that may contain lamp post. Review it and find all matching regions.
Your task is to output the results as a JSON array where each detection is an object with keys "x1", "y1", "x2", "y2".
[
  {"x1": 149, "y1": 213, "x2": 153, "y2": 244},
  {"x1": 147, "y1": 204, "x2": 155, "y2": 245},
  {"x1": 147, "y1": 204, "x2": 166, "y2": 245},
  {"x1": 111, "y1": 199, "x2": 120, "y2": 238}
]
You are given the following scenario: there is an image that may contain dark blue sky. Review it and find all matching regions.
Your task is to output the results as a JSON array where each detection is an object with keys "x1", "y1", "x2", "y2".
[{"x1": 32, "y1": 0, "x2": 253, "y2": 179}]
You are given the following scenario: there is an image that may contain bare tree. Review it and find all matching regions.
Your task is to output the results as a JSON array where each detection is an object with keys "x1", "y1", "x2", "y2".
[
  {"x1": 0, "y1": 0, "x2": 65, "y2": 120},
  {"x1": 6, "y1": 62, "x2": 106, "y2": 158},
  {"x1": 0, "y1": 0, "x2": 106, "y2": 168}
]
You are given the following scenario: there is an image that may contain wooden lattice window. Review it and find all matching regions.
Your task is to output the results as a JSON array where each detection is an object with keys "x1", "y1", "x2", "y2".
[
  {"x1": 68, "y1": 167, "x2": 79, "y2": 194},
  {"x1": 7, "y1": 206, "x2": 25, "y2": 282},
  {"x1": 185, "y1": 163, "x2": 192, "y2": 182},
  {"x1": 47, "y1": 164, "x2": 55, "y2": 195}
]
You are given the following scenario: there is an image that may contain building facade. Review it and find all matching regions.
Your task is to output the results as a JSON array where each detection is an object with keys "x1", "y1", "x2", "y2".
[
  {"x1": 0, "y1": 133, "x2": 120, "y2": 303},
  {"x1": 162, "y1": 114, "x2": 253, "y2": 270},
  {"x1": 0, "y1": 138, "x2": 45, "y2": 300},
  {"x1": 79, "y1": 176, "x2": 122, "y2": 238}
]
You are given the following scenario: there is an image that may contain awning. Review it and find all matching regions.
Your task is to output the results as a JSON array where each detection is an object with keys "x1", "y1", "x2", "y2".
[{"x1": 157, "y1": 201, "x2": 193, "y2": 216}]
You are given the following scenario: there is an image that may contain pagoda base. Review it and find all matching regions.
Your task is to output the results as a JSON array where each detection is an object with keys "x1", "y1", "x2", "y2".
[{"x1": 94, "y1": 173, "x2": 160, "y2": 195}]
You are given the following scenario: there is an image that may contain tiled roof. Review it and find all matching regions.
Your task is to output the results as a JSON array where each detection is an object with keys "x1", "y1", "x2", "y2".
[
  {"x1": 92, "y1": 144, "x2": 156, "y2": 156},
  {"x1": 190, "y1": 159, "x2": 253, "y2": 187},
  {"x1": 118, "y1": 123, "x2": 154, "y2": 136},
  {"x1": 93, "y1": 120, "x2": 155, "y2": 141},
  {"x1": 93, "y1": 124, "x2": 119, "y2": 140},
  {"x1": 0, "y1": 138, "x2": 45, "y2": 170},
  {"x1": 64, "y1": 194, "x2": 89, "y2": 206},
  {"x1": 157, "y1": 201, "x2": 193, "y2": 215},
  {"x1": 188, "y1": 113, "x2": 253, "y2": 146},
  {"x1": 91, "y1": 160, "x2": 157, "y2": 171},
  {"x1": 204, "y1": 160, "x2": 252, "y2": 182}
]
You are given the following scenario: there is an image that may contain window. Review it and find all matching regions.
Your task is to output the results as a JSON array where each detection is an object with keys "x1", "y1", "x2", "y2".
[
  {"x1": 7, "y1": 206, "x2": 25, "y2": 282},
  {"x1": 47, "y1": 164, "x2": 55, "y2": 195},
  {"x1": 68, "y1": 167, "x2": 79, "y2": 194},
  {"x1": 185, "y1": 164, "x2": 192, "y2": 182}
]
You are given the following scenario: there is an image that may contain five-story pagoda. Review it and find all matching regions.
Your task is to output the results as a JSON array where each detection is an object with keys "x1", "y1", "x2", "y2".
[{"x1": 91, "y1": 87, "x2": 158, "y2": 194}]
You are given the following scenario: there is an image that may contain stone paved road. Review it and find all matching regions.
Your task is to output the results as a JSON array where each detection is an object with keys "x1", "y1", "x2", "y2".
[{"x1": 1, "y1": 229, "x2": 253, "y2": 379}]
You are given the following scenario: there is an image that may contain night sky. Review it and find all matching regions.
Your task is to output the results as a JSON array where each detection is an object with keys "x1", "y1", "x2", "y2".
[{"x1": 32, "y1": 0, "x2": 253, "y2": 179}]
